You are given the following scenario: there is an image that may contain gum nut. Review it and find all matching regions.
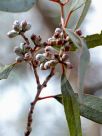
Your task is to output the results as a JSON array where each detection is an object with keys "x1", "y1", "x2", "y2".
[
  {"x1": 35, "y1": 54, "x2": 45, "y2": 62},
  {"x1": 14, "y1": 46, "x2": 22, "y2": 56},
  {"x1": 16, "y1": 56, "x2": 24, "y2": 63},
  {"x1": 13, "y1": 20, "x2": 20, "y2": 32},
  {"x1": 55, "y1": 28, "x2": 62, "y2": 33},
  {"x1": 7, "y1": 30, "x2": 18, "y2": 38}
]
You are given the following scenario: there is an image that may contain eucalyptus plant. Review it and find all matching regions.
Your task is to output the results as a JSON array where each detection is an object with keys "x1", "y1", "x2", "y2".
[{"x1": 0, "y1": 0, "x2": 102, "y2": 136}]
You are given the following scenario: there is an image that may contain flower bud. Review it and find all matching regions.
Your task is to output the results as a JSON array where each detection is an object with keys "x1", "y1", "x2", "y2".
[
  {"x1": 45, "y1": 46, "x2": 58, "y2": 54},
  {"x1": 76, "y1": 29, "x2": 82, "y2": 36},
  {"x1": 20, "y1": 21, "x2": 31, "y2": 32},
  {"x1": 14, "y1": 46, "x2": 23, "y2": 56},
  {"x1": 65, "y1": 61, "x2": 73, "y2": 69},
  {"x1": 7, "y1": 30, "x2": 18, "y2": 38},
  {"x1": 55, "y1": 28, "x2": 62, "y2": 33},
  {"x1": 40, "y1": 63, "x2": 45, "y2": 70},
  {"x1": 61, "y1": 54, "x2": 69, "y2": 61},
  {"x1": 44, "y1": 61, "x2": 51, "y2": 69},
  {"x1": 24, "y1": 53, "x2": 32, "y2": 60},
  {"x1": 31, "y1": 34, "x2": 41, "y2": 46},
  {"x1": 19, "y1": 43, "x2": 30, "y2": 53},
  {"x1": 66, "y1": 36, "x2": 69, "y2": 41},
  {"x1": 44, "y1": 60, "x2": 57, "y2": 69},
  {"x1": 35, "y1": 54, "x2": 46, "y2": 62},
  {"x1": 16, "y1": 56, "x2": 24, "y2": 63},
  {"x1": 13, "y1": 20, "x2": 21, "y2": 32}
]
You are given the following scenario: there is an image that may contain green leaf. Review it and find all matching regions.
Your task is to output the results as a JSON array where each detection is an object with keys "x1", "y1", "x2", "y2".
[
  {"x1": 55, "y1": 94, "x2": 102, "y2": 124},
  {"x1": 85, "y1": 31, "x2": 102, "y2": 48},
  {"x1": 61, "y1": 74, "x2": 82, "y2": 136},
  {"x1": 0, "y1": 0, "x2": 37, "y2": 12},
  {"x1": 0, "y1": 63, "x2": 16, "y2": 80},
  {"x1": 69, "y1": 31, "x2": 102, "y2": 50},
  {"x1": 75, "y1": 0, "x2": 91, "y2": 29},
  {"x1": 66, "y1": 29, "x2": 90, "y2": 99}
]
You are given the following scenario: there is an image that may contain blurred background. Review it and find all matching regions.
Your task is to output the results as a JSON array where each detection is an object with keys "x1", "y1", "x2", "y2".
[{"x1": 0, "y1": 0, "x2": 102, "y2": 136}]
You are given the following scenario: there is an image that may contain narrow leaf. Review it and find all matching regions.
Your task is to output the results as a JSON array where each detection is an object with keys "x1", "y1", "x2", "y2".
[
  {"x1": 55, "y1": 94, "x2": 102, "y2": 124},
  {"x1": 75, "y1": 0, "x2": 91, "y2": 29},
  {"x1": 0, "y1": 0, "x2": 37, "y2": 12},
  {"x1": 61, "y1": 74, "x2": 82, "y2": 136},
  {"x1": 66, "y1": 29, "x2": 90, "y2": 99},
  {"x1": 0, "y1": 63, "x2": 16, "y2": 80}
]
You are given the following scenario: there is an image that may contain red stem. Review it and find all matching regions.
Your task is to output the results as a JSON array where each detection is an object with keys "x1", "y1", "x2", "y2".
[
  {"x1": 64, "y1": 11, "x2": 73, "y2": 28},
  {"x1": 38, "y1": 95, "x2": 55, "y2": 101}
]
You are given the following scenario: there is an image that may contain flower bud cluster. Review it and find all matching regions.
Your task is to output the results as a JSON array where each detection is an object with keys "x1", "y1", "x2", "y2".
[
  {"x1": 47, "y1": 28, "x2": 69, "y2": 48},
  {"x1": 7, "y1": 20, "x2": 73, "y2": 70},
  {"x1": 7, "y1": 20, "x2": 31, "y2": 38},
  {"x1": 14, "y1": 43, "x2": 31, "y2": 63},
  {"x1": 35, "y1": 44, "x2": 72, "y2": 70}
]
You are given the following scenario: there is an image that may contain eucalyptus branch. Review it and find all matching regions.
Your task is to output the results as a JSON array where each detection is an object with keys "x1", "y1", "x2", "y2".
[{"x1": 25, "y1": 67, "x2": 55, "y2": 136}]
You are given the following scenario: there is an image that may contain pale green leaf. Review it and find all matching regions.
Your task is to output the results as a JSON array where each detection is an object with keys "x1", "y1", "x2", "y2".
[
  {"x1": 0, "y1": 63, "x2": 16, "y2": 80},
  {"x1": 69, "y1": 31, "x2": 102, "y2": 50},
  {"x1": 55, "y1": 94, "x2": 102, "y2": 124},
  {"x1": 61, "y1": 74, "x2": 82, "y2": 136},
  {"x1": 66, "y1": 29, "x2": 90, "y2": 99},
  {"x1": 0, "y1": 0, "x2": 37, "y2": 12},
  {"x1": 75, "y1": 0, "x2": 91, "y2": 29}
]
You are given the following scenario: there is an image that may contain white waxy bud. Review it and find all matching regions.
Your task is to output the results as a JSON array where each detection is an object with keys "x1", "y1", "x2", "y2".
[
  {"x1": 43, "y1": 52, "x2": 53, "y2": 59},
  {"x1": 24, "y1": 53, "x2": 32, "y2": 60},
  {"x1": 25, "y1": 24, "x2": 31, "y2": 31},
  {"x1": 40, "y1": 63, "x2": 45, "y2": 70},
  {"x1": 19, "y1": 43, "x2": 25, "y2": 51},
  {"x1": 13, "y1": 20, "x2": 21, "y2": 32},
  {"x1": 44, "y1": 60, "x2": 57, "y2": 69},
  {"x1": 66, "y1": 36, "x2": 69, "y2": 41},
  {"x1": 55, "y1": 28, "x2": 62, "y2": 33},
  {"x1": 60, "y1": 32, "x2": 64, "y2": 38},
  {"x1": 45, "y1": 46, "x2": 58, "y2": 54},
  {"x1": 36, "y1": 54, "x2": 46, "y2": 62},
  {"x1": 47, "y1": 37, "x2": 55, "y2": 42},
  {"x1": 48, "y1": 60, "x2": 57, "y2": 66},
  {"x1": 7, "y1": 30, "x2": 18, "y2": 38},
  {"x1": 16, "y1": 56, "x2": 24, "y2": 63},
  {"x1": 44, "y1": 61, "x2": 51, "y2": 69},
  {"x1": 21, "y1": 21, "x2": 31, "y2": 32},
  {"x1": 61, "y1": 54, "x2": 69, "y2": 61},
  {"x1": 14, "y1": 46, "x2": 23, "y2": 56},
  {"x1": 65, "y1": 61, "x2": 73, "y2": 69}
]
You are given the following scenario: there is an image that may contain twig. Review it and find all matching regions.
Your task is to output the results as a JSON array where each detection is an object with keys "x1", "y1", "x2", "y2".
[
  {"x1": 60, "y1": 4, "x2": 65, "y2": 29},
  {"x1": 41, "y1": 68, "x2": 55, "y2": 89},
  {"x1": 32, "y1": 61, "x2": 40, "y2": 86},
  {"x1": 20, "y1": 32, "x2": 30, "y2": 45},
  {"x1": 38, "y1": 95, "x2": 55, "y2": 101},
  {"x1": 25, "y1": 67, "x2": 55, "y2": 136}
]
